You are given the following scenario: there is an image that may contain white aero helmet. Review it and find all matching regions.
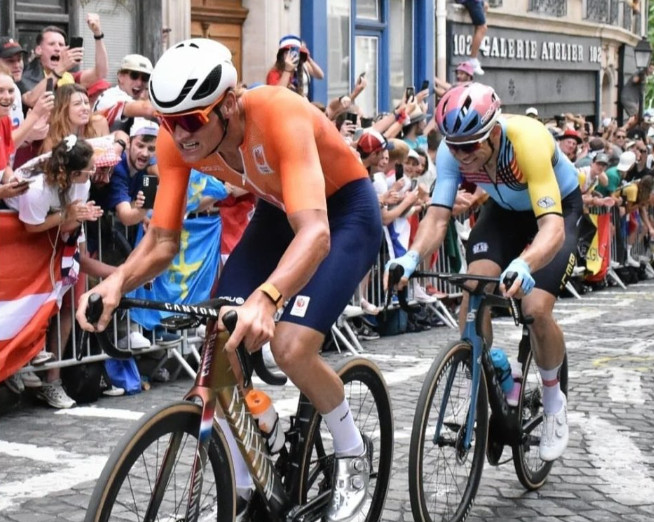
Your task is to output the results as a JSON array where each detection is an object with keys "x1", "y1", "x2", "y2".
[{"x1": 149, "y1": 38, "x2": 238, "y2": 114}]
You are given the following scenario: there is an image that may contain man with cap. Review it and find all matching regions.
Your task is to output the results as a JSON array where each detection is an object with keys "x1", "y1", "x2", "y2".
[
  {"x1": 356, "y1": 128, "x2": 389, "y2": 170},
  {"x1": 434, "y1": 62, "x2": 474, "y2": 98},
  {"x1": 0, "y1": 37, "x2": 53, "y2": 150},
  {"x1": 93, "y1": 54, "x2": 156, "y2": 132},
  {"x1": 578, "y1": 152, "x2": 609, "y2": 198},
  {"x1": 19, "y1": 14, "x2": 109, "y2": 109},
  {"x1": 525, "y1": 107, "x2": 539, "y2": 119},
  {"x1": 266, "y1": 34, "x2": 323, "y2": 97},
  {"x1": 99, "y1": 118, "x2": 159, "y2": 228},
  {"x1": 596, "y1": 150, "x2": 636, "y2": 197},
  {"x1": 556, "y1": 128, "x2": 582, "y2": 162}
]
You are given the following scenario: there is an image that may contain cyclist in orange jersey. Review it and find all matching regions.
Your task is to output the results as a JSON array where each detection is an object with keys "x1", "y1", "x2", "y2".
[{"x1": 76, "y1": 38, "x2": 382, "y2": 521}]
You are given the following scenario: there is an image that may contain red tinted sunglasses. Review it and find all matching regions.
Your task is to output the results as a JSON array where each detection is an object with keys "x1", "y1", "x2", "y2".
[{"x1": 156, "y1": 96, "x2": 224, "y2": 134}]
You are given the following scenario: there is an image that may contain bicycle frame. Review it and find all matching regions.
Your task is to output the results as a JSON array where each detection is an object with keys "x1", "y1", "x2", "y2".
[
  {"x1": 429, "y1": 280, "x2": 524, "y2": 452},
  {"x1": 182, "y1": 319, "x2": 290, "y2": 519}
]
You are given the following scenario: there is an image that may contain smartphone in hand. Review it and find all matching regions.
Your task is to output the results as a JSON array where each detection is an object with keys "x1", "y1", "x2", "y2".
[
  {"x1": 141, "y1": 174, "x2": 159, "y2": 210},
  {"x1": 70, "y1": 36, "x2": 84, "y2": 49},
  {"x1": 46, "y1": 77, "x2": 55, "y2": 93},
  {"x1": 420, "y1": 80, "x2": 430, "y2": 92},
  {"x1": 346, "y1": 112, "x2": 358, "y2": 125},
  {"x1": 405, "y1": 86, "x2": 415, "y2": 101}
]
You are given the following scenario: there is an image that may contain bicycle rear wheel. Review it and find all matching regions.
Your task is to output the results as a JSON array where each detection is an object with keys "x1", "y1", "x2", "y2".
[
  {"x1": 512, "y1": 352, "x2": 568, "y2": 489},
  {"x1": 296, "y1": 357, "x2": 393, "y2": 521},
  {"x1": 409, "y1": 341, "x2": 489, "y2": 522},
  {"x1": 85, "y1": 401, "x2": 235, "y2": 522}
]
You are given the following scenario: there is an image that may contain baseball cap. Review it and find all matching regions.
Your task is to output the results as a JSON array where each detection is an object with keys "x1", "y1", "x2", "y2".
[
  {"x1": 525, "y1": 107, "x2": 539, "y2": 117},
  {"x1": 279, "y1": 34, "x2": 302, "y2": 50},
  {"x1": 617, "y1": 151, "x2": 636, "y2": 172},
  {"x1": 409, "y1": 107, "x2": 427, "y2": 124},
  {"x1": 87, "y1": 78, "x2": 111, "y2": 98},
  {"x1": 593, "y1": 152, "x2": 609, "y2": 165},
  {"x1": 120, "y1": 54, "x2": 153, "y2": 74},
  {"x1": 556, "y1": 128, "x2": 582, "y2": 144},
  {"x1": 625, "y1": 140, "x2": 636, "y2": 151},
  {"x1": 130, "y1": 117, "x2": 159, "y2": 137},
  {"x1": 0, "y1": 37, "x2": 27, "y2": 59},
  {"x1": 407, "y1": 148, "x2": 420, "y2": 161},
  {"x1": 455, "y1": 62, "x2": 474, "y2": 77},
  {"x1": 357, "y1": 129, "x2": 388, "y2": 156}
]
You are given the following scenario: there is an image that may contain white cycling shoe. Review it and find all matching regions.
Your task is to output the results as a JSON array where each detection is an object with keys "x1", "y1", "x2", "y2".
[
  {"x1": 539, "y1": 393, "x2": 569, "y2": 462},
  {"x1": 326, "y1": 435, "x2": 373, "y2": 522}
]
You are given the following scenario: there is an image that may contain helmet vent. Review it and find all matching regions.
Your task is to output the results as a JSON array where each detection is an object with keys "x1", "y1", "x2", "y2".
[
  {"x1": 192, "y1": 64, "x2": 223, "y2": 101},
  {"x1": 150, "y1": 79, "x2": 197, "y2": 109}
]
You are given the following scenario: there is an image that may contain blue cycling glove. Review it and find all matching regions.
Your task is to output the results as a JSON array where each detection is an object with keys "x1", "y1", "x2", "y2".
[
  {"x1": 385, "y1": 250, "x2": 421, "y2": 282},
  {"x1": 501, "y1": 258, "x2": 535, "y2": 295}
]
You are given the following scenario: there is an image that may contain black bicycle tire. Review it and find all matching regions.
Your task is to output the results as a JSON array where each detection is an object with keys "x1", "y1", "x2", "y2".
[
  {"x1": 85, "y1": 401, "x2": 235, "y2": 522},
  {"x1": 409, "y1": 340, "x2": 489, "y2": 522},
  {"x1": 512, "y1": 352, "x2": 568, "y2": 489},
  {"x1": 295, "y1": 357, "x2": 394, "y2": 521}
]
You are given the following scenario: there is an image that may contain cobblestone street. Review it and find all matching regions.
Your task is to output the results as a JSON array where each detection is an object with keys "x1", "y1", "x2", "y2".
[{"x1": 1, "y1": 280, "x2": 653, "y2": 521}]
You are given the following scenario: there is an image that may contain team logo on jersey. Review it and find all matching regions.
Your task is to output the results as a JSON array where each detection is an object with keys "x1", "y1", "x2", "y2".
[
  {"x1": 537, "y1": 196, "x2": 555, "y2": 209},
  {"x1": 252, "y1": 145, "x2": 274, "y2": 174},
  {"x1": 472, "y1": 242, "x2": 488, "y2": 254},
  {"x1": 290, "y1": 295, "x2": 310, "y2": 317}
]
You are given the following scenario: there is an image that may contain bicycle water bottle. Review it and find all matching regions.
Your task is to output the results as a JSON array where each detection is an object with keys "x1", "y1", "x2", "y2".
[
  {"x1": 245, "y1": 389, "x2": 284, "y2": 454},
  {"x1": 490, "y1": 348, "x2": 515, "y2": 398},
  {"x1": 506, "y1": 360, "x2": 522, "y2": 407}
]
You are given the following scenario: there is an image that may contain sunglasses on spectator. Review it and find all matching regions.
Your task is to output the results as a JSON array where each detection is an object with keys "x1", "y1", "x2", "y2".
[
  {"x1": 127, "y1": 71, "x2": 150, "y2": 82},
  {"x1": 156, "y1": 94, "x2": 224, "y2": 134},
  {"x1": 615, "y1": 134, "x2": 626, "y2": 139}
]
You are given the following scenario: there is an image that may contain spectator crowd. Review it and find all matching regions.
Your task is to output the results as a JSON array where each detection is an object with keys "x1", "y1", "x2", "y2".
[{"x1": 1, "y1": 19, "x2": 653, "y2": 410}]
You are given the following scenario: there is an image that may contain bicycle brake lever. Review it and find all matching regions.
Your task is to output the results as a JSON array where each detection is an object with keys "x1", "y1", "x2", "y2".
[
  {"x1": 85, "y1": 293, "x2": 133, "y2": 360},
  {"x1": 222, "y1": 310, "x2": 253, "y2": 389}
]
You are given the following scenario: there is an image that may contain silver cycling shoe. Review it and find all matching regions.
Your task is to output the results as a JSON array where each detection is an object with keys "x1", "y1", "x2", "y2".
[{"x1": 325, "y1": 435, "x2": 373, "y2": 522}]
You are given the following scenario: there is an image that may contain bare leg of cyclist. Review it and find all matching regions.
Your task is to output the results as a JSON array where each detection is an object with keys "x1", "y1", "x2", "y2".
[
  {"x1": 521, "y1": 289, "x2": 566, "y2": 413},
  {"x1": 271, "y1": 322, "x2": 363, "y2": 454},
  {"x1": 458, "y1": 260, "x2": 501, "y2": 346},
  {"x1": 272, "y1": 321, "x2": 370, "y2": 522}
]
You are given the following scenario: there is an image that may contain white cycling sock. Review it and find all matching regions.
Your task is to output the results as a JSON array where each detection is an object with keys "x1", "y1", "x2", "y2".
[
  {"x1": 322, "y1": 398, "x2": 364, "y2": 457},
  {"x1": 216, "y1": 416, "x2": 253, "y2": 498},
  {"x1": 538, "y1": 365, "x2": 564, "y2": 414}
]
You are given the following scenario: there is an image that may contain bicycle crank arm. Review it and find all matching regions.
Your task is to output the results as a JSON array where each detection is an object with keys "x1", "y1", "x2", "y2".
[{"x1": 285, "y1": 489, "x2": 331, "y2": 521}]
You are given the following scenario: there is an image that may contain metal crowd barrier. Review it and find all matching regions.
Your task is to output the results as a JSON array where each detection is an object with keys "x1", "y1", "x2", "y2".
[{"x1": 12, "y1": 201, "x2": 653, "y2": 380}]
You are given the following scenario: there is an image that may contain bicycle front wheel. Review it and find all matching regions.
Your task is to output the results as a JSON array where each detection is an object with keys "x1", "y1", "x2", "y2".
[
  {"x1": 296, "y1": 357, "x2": 394, "y2": 521},
  {"x1": 85, "y1": 401, "x2": 235, "y2": 522},
  {"x1": 409, "y1": 341, "x2": 489, "y2": 522},
  {"x1": 512, "y1": 352, "x2": 569, "y2": 489}
]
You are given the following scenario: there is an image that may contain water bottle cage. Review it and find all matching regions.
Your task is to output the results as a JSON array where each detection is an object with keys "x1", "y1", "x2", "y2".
[{"x1": 259, "y1": 416, "x2": 280, "y2": 443}]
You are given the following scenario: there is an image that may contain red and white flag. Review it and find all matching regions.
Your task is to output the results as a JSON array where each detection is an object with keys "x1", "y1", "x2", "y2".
[{"x1": 0, "y1": 211, "x2": 64, "y2": 382}]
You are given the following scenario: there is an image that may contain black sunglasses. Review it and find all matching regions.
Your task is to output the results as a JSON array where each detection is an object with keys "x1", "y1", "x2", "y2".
[
  {"x1": 128, "y1": 71, "x2": 150, "y2": 82},
  {"x1": 446, "y1": 140, "x2": 485, "y2": 154}
]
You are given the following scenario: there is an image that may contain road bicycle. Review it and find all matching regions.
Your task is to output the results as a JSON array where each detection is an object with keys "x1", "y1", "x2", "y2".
[
  {"x1": 83, "y1": 294, "x2": 393, "y2": 521},
  {"x1": 386, "y1": 267, "x2": 568, "y2": 522}
]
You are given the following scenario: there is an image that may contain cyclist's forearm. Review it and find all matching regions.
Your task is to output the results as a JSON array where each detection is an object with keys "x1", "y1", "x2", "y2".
[
  {"x1": 409, "y1": 206, "x2": 450, "y2": 261},
  {"x1": 115, "y1": 227, "x2": 180, "y2": 293},
  {"x1": 520, "y1": 214, "x2": 564, "y2": 272}
]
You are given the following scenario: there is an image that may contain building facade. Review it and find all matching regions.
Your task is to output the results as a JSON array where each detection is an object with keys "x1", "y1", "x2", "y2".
[{"x1": 1, "y1": 0, "x2": 647, "y2": 124}]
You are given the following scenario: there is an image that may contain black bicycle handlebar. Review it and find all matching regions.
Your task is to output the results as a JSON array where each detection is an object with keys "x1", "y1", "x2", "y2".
[
  {"x1": 83, "y1": 294, "x2": 288, "y2": 386},
  {"x1": 386, "y1": 265, "x2": 531, "y2": 325}
]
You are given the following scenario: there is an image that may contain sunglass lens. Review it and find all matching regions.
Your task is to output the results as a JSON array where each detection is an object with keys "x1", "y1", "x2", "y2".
[
  {"x1": 160, "y1": 113, "x2": 206, "y2": 134},
  {"x1": 448, "y1": 142, "x2": 480, "y2": 153}
]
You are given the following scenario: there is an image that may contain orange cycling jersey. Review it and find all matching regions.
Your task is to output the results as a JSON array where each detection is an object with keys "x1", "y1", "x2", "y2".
[{"x1": 151, "y1": 86, "x2": 368, "y2": 231}]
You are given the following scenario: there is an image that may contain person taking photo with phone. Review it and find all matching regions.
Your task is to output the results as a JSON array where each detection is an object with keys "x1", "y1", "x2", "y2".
[
  {"x1": 19, "y1": 14, "x2": 109, "y2": 110},
  {"x1": 76, "y1": 38, "x2": 382, "y2": 522},
  {"x1": 96, "y1": 118, "x2": 158, "y2": 228}
]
